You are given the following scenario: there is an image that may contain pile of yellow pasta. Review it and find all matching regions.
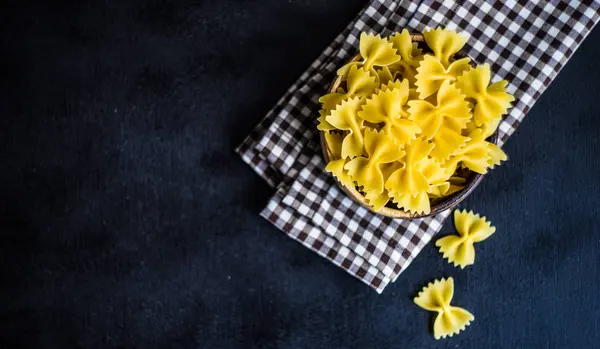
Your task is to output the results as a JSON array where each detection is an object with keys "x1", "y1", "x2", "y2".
[{"x1": 318, "y1": 28, "x2": 514, "y2": 214}]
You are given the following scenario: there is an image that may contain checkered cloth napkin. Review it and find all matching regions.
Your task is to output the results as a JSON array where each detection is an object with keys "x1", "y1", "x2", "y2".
[{"x1": 237, "y1": 0, "x2": 600, "y2": 293}]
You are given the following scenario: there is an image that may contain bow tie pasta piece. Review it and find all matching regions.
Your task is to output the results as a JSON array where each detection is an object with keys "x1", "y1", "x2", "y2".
[
  {"x1": 447, "y1": 129, "x2": 507, "y2": 174},
  {"x1": 415, "y1": 55, "x2": 472, "y2": 99},
  {"x1": 389, "y1": 29, "x2": 423, "y2": 68},
  {"x1": 436, "y1": 210, "x2": 496, "y2": 268},
  {"x1": 379, "y1": 79, "x2": 407, "y2": 93},
  {"x1": 388, "y1": 29, "x2": 424, "y2": 86},
  {"x1": 390, "y1": 191, "x2": 430, "y2": 214},
  {"x1": 385, "y1": 139, "x2": 433, "y2": 196},
  {"x1": 323, "y1": 132, "x2": 354, "y2": 189},
  {"x1": 325, "y1": 97, "x2": 366, "y2": 159},
  {"x1": 364, "y1": 189, "x2": 390, "y2": 212},
  {"x1": 408, "y1": 80, "x2": 471, "y2": 139},
  {"x1": 317, "y1": 109, "x2": 336, "y2": 131},
  {"x1": 326, "y1": 159, "x2": 354, "y2": 189},
  {"x1": 360, "y1": 32, "x2": 402, "y2": 71},
  {"x1": 417, "y1": 157, "x2": 454, "y2": 185},
  {"x1": 363, "y1": 162, "x2": 401, "y2": 211},
  {"x1": 320, "y1": 66, "x2": 378, "y2": 110},
  {"x1": 423, "y1": 28, "x2": 468, "y2": 68},
  {"x1": 344, "y1": 129, "x2": 405, "y2": 194},
  {"x1": 338, "y1": 33, "x2": 401, "y2": 78},
  {"x1": 487, "y1": 142, "x2": 507, "y2": 169},
  {"x1": 319, "y1": 87, "x2": 346, "y2": 113},
  {"x1": 415, "y1": 157, "x2": 461, "y2": 199},
  {"x1": 445, "y1": 129, "x2": 490, "y2": 174},
  {"x1": 376, "y1": 66, "x2": 395, "y2": 86},
  {"x1": 456, "y1": 64, "x2": 515, "y2": 126},
  {"x1": 428, "y1": 182, "x2": 450, "y2": 198},
  {"x1": 428, "y1": 182, "x2": 464, "y2": 199},
  {"x1": 358, "y1": 79, "x2": 421, "y2": 145},
  {"x1": 414, "y1": 277, "x2": 474, "y2": 339},
  {"x1": 462, "y1": 117, "x2": 501, "y2": 138},
  {"x1": 430, "y1": 127, "x2": 470, "y2": 162}
]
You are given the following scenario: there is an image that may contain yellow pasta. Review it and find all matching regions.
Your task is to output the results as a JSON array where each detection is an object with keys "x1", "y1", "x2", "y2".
[
  {"x1": 388, "y1": 29, "x2": 424, "y2": 86},
  {"x1": 427, "y1": 182, "x2": 451, "y2": 198},
  {"x1": 487, "y1": 142, "x2": 507, "y2": 169},
  {"x1": 430, "y1": 127, "x2": 469, "y2": 162},
  {"x1": 345, "y1": 128, "x2": 405, "y2": 194},
  {"x1": 389, "y1": 29, "x2": 423, "y2": 68},
  {"x1": 376, "y1": 66, "x2": 395, "y2": 86},
  {"x1": 408, "y1": 80, "x2": 471, "y2": 139},
  {"x1": 364, "y1": 188, "x2": 391, "y2": 212},
  {"x1": 456, "y1": 63, "x2": 515, "y2": 126},
  {"x1": 318, "y1": 28, "x2": 513, "y2": 214},
  {"x1": 358, "y1": 79, "x2": 421, "y2": 145},
  {"x1": 436, "y1": 209, "x2": 496, "y2": 268},
  {"x1": 447, "y1": 128, "x2": 508, "y2": 174},
  {"x1": 320, "y1": 65, "x2": 378, "y2": 111},
  {"x1": 428, "y1": 182, "x2": 464, "y2": 199},
  {"x1": 338, "y1": 32, "x2": 401, "y2": 77},
  {"x1": 390, "y1": 191, "x2": 430, "y2": 214},
  {"x1": 414, "y1": 277, "x2": 474, "y2": 339},
  {"x1": 417, "y1": 157, "x2": 452, "y2": 185},
  {"x1": 324, "y1": 132, "x2": 354, "y2": 189},
  {"x1": 325, "y1": 97, "x2": 366, "y2": 159},
  {"x1": 316, "y1": 109, "x2": 335, "y2": 131},
  {"x1": 415, "y1": 55, "x2": 472, "y2": 99},
  {"x1": 385, "y1": 138, "x2": 433, "y2": 196},
  {"x1": 423, "y1": 28, "x2": 468, "y2": 67}
]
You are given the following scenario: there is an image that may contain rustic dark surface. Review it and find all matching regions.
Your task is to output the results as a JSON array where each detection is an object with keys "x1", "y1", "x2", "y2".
[{"x1": 1, "y1": 0, "x2": 599, "y2": 348}]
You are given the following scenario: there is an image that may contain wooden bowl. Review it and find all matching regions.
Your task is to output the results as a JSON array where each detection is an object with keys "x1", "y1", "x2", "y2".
[{"x1": 319, "y1": 33, "x2": 499, "y2": 219}]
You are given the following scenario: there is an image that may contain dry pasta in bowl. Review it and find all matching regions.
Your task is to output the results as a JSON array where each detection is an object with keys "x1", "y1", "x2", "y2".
[{"x1": 317, "y1": 28, "x2": 514, "y2": 218}]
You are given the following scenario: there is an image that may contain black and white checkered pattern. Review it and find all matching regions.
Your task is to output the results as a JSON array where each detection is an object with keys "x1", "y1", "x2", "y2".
[{"x1": 236, "y1": 0, "x2": 600, "y2": 292}]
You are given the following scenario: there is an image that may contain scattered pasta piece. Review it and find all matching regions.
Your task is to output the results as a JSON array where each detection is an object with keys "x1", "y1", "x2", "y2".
[
  {"x1": 414, "y1": 277, "x2": 474, "y2": 339},
  {"x1": 436, "y1": 209, "x2": 496, "y2": 268}
]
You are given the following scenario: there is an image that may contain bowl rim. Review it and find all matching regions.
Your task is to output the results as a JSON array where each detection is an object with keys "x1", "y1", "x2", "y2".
[{"x1": 318, "y1": 32, "x2": 499, "y2": 219}]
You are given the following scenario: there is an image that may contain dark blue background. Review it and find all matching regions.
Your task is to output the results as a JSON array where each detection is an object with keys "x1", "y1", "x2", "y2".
[{"x1": 1, "y1": 0, "x2": 599, "y2": 348}]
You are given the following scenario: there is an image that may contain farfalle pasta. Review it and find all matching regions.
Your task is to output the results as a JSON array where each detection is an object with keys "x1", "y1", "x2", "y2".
[
  {"x1": 436, "y1": 209, "x2": 496, "y2": 268},
  {"x1": 345, "y1": 129, "x2": 405, "y2": 194},
  {"x1": 414, "y1": 277, "x2": 474, "y2": 339},
  {"x1": 324, "y1": 97, "x2": 366, "y2": 159},
  {"x1": 318, "y1": 28, "x2": 514, "y2": 215}
]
